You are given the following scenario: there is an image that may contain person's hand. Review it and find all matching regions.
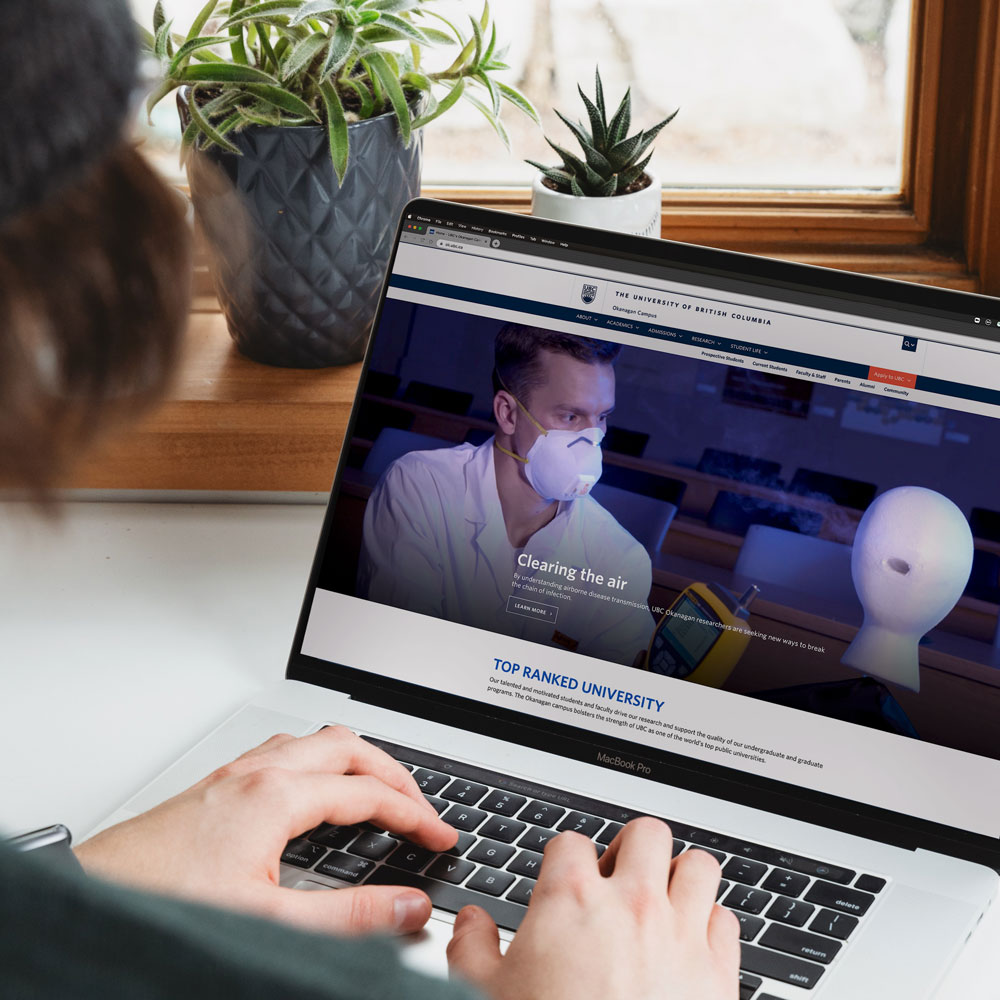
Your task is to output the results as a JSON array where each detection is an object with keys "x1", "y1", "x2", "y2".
[
  {"x1": 74, "y1": 727, "x2": 457, "y2": 936},
  {"x1": 447, "y1": 817, "x2": 740, "y2": 1000}
]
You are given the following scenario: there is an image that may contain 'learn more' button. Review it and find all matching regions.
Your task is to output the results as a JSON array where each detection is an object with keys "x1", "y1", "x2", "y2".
[{"x1": 506, "y1": 596, "x2": 558, "y2": 623}]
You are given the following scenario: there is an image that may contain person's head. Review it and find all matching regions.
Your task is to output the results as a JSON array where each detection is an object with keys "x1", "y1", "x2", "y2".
[
  {"x1": 493, "y1": 324, "x2": 620, "y2": 442},
  {"x1": 492, "y1": 324, "x2": 620, "y2": 499},
  {"x1": 0, "y1": 0, "x2": 191, "y2": 499}
]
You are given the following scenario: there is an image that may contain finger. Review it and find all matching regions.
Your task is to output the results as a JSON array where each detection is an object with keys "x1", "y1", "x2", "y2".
[
  {"x1": 533, "y1": 831, "x2": 598, "y2": 899},
  {"x1": 447, "y1": 906, "x2": 503, "y2": 986},
  {"x1": 601, "y1": 816, "x2": 672, "y2": 886},
  {"x1": 246, "y1": 769, "x2": 456, "y2": 852},
  {"x1": 266, "y1": 884, "x2": 433, "y2": 936},
  {"x1": 668, "y1": 848, "x2": 723, "y2": 926},
  {"x1": 707, "y1": 903, "x2": 742, "y2": 964},
  {"x1": 242, "y1": 727, "x2": 432, "y2": 812}
]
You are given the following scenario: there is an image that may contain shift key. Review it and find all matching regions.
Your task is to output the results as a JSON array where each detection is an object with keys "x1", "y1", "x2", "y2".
[{"x1": 740, "y1": 943, "x2": 825, "y2": 990}]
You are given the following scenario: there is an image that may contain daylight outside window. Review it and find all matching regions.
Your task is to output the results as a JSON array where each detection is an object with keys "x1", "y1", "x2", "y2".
[{"x1": 132, "y1": 0, "x2": 912, "y2": 191}]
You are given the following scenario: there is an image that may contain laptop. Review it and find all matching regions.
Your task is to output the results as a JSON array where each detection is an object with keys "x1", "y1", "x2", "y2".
[{"x1": 91, "y1": 198, "x2": 1000, "y2": 998}]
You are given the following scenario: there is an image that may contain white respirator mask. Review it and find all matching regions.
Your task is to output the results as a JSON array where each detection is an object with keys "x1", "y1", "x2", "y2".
[{"x1": 495, "y1": 389, "x2": 604, "y2": 502}]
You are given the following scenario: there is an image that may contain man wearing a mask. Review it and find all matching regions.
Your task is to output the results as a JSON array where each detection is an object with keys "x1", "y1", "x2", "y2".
[{"x1": 358, "y1": 324, "x2": 656, "y2": 667}]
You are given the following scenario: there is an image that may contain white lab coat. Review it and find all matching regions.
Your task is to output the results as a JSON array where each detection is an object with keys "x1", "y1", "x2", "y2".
[{"x1": 357, "y1": 438, "x2": 655, "y2": 667}]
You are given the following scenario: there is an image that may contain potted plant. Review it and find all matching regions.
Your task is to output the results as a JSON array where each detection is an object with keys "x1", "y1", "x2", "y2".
[
  {"x1": 142, "y1": 0, "x2": 536, "y2": 367},
  {"x1": 528, "y1": 68, "x2": 676, "y2": 239}
]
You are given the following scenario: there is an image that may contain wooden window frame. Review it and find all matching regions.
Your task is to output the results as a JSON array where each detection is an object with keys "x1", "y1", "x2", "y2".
[{"x1": 423, "y1": 0, "x2": 1000, "y2": 294}]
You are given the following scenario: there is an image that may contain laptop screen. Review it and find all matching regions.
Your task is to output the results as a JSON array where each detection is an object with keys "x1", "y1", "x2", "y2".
[{"x1": 298, "y1": 201, "x2": 1000, "y2": 842}]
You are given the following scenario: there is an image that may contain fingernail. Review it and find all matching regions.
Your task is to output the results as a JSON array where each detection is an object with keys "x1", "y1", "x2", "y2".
[{"x1": 394, "y1": 892, "x2": 430, "y2": 932}]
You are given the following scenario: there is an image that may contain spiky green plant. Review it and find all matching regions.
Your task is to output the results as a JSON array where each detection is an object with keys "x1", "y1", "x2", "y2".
[
  {"x1": 528, "y1": 68, "x2": 677, "y2": 197},
  {"x1": 142, "y1": 0, "x2": 537, "y2": 182}
]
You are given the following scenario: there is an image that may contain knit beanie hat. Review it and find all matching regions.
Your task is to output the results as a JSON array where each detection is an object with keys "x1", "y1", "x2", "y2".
[{"x1": 0, "y1": 0, "x2": 138, "y2": 222}]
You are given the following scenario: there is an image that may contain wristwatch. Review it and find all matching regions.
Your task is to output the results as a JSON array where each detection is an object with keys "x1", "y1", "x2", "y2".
[{"x1": 7, "y1": 824, "x2": 83, "y2": 872}]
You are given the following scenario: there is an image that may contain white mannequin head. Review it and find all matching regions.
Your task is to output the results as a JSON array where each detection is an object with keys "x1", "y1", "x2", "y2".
[{"x1": 841, "y1": 486, "x2": 974, "y2": 692}]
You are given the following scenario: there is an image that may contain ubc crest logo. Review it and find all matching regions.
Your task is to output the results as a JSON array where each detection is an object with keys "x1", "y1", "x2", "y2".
[{"x1": 581, "y1": 283, "x2": 598, "y2": 304}]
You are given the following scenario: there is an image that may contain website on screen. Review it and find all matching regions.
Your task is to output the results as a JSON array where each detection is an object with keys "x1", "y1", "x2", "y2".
[{"x1": 302, "y1": 228, "x2": 1000, "y2": 838}]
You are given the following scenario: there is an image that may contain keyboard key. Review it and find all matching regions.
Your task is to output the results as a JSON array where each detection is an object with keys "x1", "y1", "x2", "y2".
[
  {"x1": 480, "y1": 791, "x2": 528, "y2": 816},
  {"x1": 855, "y1": 874, "x2": 886, "y2": 894},
  {"x1": 804, "y1": 879, "x2": 875, "y2": 916},
  {"x1": 468, "y1": 839, "x2": 517, "y2": 868},
  {"x1": 765, "y1": 895, "x2": 815, "y2": 928},
  {"x1": 426, "y1": 856, "x2": 475, "y2": 885},
  {"x1": 557, "y1": 812, "x2": 605, "y2": 838},
  {"x1": 412, "y1": 769, "x2": 450, "y2": 796},
  {"x1": 281, "y1": 840, "x2": 327, "y2": 869},
  {"x1": 762, "y1": 868, "x2": 810, "y2": 898},
  {"x1": 347, "y1": 832, "x2": 397, "y2": 861},
  {"x1": 467, "y1": 868, "x2": 516, "y2": 897},
  {"x1": 759, "y1": 924, "x2": 842, "y2": 965},
  {"x1": 739, "y1": 943, "x2": 825, "y2": 990},
  {"x1": 315, "y1": 851, "x2": 374, "y2": 884},
  {"x1": 508, "y1": 850, "x2": 544, "y2": 879},
  {"x1": 397, "y1": 762, "x2": 415, "y2": 771},
  {"x1": 507, "y1": 877, "x2": 536, "y2": 906},
  {"x1": 441, "y1": 779, "x2": 489, "y2": 805},
  {"x1": 480, "y1": 816, "x2": 527, "y2": 843},
  {"x1": 442, "y1": 805, "x2": 488, "y2": 832},
  {"x1": 364, "y1": 866, "x2": 526, "y2": 932},
  {"x1": 723, "y1": 858, "x2": 768, "y2": 886},
  {"x1": 723, "y1": 886, "x2": 772, "y2": 915},
  {"x1": 596, "y1": 821, "x2": 624, "y2": 845},
  {"x1": 809, "y1": 908, "x2": 859, "y2": 941},
  {"x1": 308, "y1": 824, "x2": 356, "y2": 850},
  {"x1": 518, "y1": 826, "x2": 558, "y2": 852},
  {"x1": 672, "y1": 839, "x2": 686, "y2": 858},
  {"x1": 716, "y1": 879, "x2": 730, "y2": 901},
  {"x1": 424, "y1": 795, "x2": 449, "y2": 815},
  {"x1": 387, "y1": 844, "x2": 436, "y2": 873},
  {"x1": 735, "y1": 913, "x2": 765, "y2": 941},
  {"x1": 444, "y1": 831, "x2": 477, "y2": 857},
  {"x1": 738, "y1": 972, "x2": 762, "y2": 1000},
  {"x1": 517, "y1": 800, "x2": 566, "y2": 828}
]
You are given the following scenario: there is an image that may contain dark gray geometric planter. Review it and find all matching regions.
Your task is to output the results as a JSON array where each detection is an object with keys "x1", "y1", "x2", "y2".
[{"x1": 183, "y1": 96, "x2": 422, "y2": 368}]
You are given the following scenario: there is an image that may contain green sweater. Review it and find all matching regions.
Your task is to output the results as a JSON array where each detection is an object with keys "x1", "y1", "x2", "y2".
[{"x1": 0, "y1": 845, "x2": 482, "y2": 1000}]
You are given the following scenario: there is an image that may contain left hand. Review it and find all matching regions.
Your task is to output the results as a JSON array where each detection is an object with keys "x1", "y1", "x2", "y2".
[{"x1": 74, "y1": 727, "x2": 458, "y2": 936}]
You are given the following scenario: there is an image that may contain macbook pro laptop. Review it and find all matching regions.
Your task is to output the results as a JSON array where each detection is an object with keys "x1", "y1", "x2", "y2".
[{"x1": 91, "y1": 199, "x2": 1000, "y2": 998}]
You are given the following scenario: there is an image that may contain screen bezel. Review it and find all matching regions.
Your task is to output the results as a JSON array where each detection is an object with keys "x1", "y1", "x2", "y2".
[{"x1": 286, "y1": 197, "x2": 1000, "y2": 872}]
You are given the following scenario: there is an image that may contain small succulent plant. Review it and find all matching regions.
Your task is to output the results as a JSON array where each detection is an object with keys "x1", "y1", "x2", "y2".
[{"x1": 528, "y1": 67, "x2": 677, "y2": 197}]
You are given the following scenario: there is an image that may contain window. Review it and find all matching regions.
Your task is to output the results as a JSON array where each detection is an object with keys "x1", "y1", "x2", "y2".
[
  {"x1": 422, "y1": 0, "x2": 912, "y2": 191},
  {"x1": 131, "y1": 0, "x2": 1000, "y2": 293}
]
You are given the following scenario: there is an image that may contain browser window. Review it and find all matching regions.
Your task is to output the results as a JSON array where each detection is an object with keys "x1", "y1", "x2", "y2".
[{"x1": 302, "y1": 214, "x2": 1000, "y2": 840}]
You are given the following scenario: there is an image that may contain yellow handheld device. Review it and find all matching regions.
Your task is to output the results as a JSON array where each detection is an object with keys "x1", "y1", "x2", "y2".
[{"x1": 646, "y1": 582, "x2": 760, "y2": 688}]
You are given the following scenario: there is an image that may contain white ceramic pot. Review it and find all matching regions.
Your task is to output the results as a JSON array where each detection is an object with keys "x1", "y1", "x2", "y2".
[{"x1": 530, "y1": 169, "x2": 662, "y2": 238}]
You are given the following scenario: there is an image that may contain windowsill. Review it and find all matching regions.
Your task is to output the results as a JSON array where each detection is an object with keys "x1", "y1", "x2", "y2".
[
  {"x1": 71, "y1": 306, "x2": 362, "y2": 493},
  {"x1": 69, "y1": 240, "x2": 976, "y2": 493}
]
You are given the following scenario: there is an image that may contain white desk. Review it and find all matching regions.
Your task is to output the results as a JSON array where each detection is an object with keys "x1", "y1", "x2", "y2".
[{"x1": 0, "y1": 499, "x2": 995, "y2": 998}]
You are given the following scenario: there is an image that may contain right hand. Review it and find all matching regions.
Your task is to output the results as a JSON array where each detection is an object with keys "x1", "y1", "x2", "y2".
[{"x1": 447, "y1": 817, "x2": 740, "y2": 1000}]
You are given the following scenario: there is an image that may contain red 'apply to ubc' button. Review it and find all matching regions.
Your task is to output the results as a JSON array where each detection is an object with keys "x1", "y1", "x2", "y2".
[{"x1": 867, "y1": 366, "x2": 917, "y2": 388}]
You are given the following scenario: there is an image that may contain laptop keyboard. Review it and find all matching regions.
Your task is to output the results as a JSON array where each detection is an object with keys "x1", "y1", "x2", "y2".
[{"x1": 281, "y1": 736, "x2": 887, "y2": 996}]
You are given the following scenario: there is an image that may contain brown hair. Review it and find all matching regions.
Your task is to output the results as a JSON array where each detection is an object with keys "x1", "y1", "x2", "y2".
[
  {"x1": 0, "y1": 144, "x2": 192, "y2": 497},
  {"x1": 493, "y1": 323, "x2": 622, "y2": 402}
]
